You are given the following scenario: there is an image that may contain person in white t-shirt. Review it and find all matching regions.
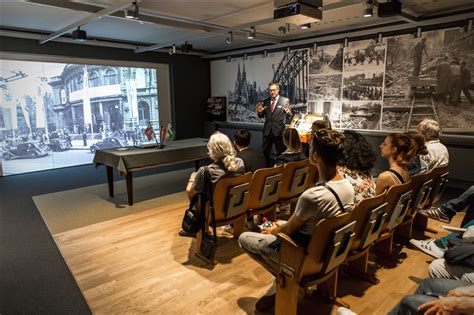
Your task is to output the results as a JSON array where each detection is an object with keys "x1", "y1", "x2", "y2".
[
  {"x1": 238, "y1": 129, "x2": 354, "y2": 313},
  {"x1": 417, "y1": 119, "x2": 449, "y2": 171}
]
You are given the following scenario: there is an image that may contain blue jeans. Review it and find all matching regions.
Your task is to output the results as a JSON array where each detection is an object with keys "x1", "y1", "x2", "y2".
[
  {"x1": 441, "y1": 185, "x2": 474, "y2": 226},
  {"x1": 387, "y1": 278, "x2": 465, "y2": 314}
]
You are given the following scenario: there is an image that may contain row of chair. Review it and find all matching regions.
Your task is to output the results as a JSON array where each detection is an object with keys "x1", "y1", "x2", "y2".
[{"x1": 194, "y1": 160, "x2": 449, "y2": 314}]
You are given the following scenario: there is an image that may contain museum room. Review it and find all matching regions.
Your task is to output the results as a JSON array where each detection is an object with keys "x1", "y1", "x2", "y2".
[{"x1": 1, "y1": 0, "x2": 473, "y2": 314}]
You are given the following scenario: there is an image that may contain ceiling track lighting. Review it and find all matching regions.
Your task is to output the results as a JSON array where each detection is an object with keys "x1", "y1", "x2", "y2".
[
  {"x1": 125, "y1": 1, "x2": 139, "y2": 20},
  {"x1": 225, "y1": 31, "x2": 233, "y2": 45},
  {"x1": 363, "y1": 0, "x2": 373, "y2": 18},
  {"x1": 72, "y1": 26, "x2": 87, "y2": 42},
  {"x1": 376, "y1": 33, "x2": 383, "y2": 44},
  {"x1": 413, "y1": 27, "x2": 422, "y2": 38},
  {"x1": 344, "y1": 38, "x2": 348, "y2": 48},
  {"x1": 263, "y1": 50, "x2": 268, "y2": 58},
  {"x1": 168, "y1": 44, "x2": 176, "y2": 55},
  {"x1": 226, "y1": 56, "x2": 231, "y2": 63},
  {"x1": 300, "y1": 23, "x2": 311, "y2": 30},
  {"x1": 247, "y1": 26, "x2": 256, "y2": 39}
]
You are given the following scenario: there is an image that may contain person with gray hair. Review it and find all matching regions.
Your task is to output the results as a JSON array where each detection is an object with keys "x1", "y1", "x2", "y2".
[{"x1": 416, "y1": 119, "x2": 449, "y2": 171}]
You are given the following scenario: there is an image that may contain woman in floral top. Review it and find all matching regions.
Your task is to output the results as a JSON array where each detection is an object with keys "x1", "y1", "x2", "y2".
[{"x1": 337, "y1": 130, "x2": 377, "y2": 204}]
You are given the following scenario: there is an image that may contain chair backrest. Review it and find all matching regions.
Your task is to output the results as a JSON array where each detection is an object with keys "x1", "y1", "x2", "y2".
[
  {"x1": 278, "y1": 160, "x2": 310, "y2": 200},
  {"x1": 301, "y1": 212, "x2": 356, "y2": 278},
  {"x1": 211, "y1": 172, "x2": 252, "y2": 222},
  {"x1": 305, "y1": 163, "x2": 319, "y2": 189},
  {"x1": 383, "y1": 181, "x2": 413, "y2": 231},
  {"x1": 407, "y1": 170, "x2": 435, "y2": 217},
  {"x1": 428, "y1": 165, "x2": 449, "y2": 207},
  {"x1": 350, "y1": 193, "x2": 388, "y2": 251},
  {"x1": 248, "y1": 165, "x2": 284, "y2": 210}
]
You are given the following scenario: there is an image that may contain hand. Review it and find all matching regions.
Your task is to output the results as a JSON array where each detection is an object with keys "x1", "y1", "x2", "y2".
[
  {"x1": 256, "y1": 102, "x2": 266, "y2": 113},
  {"x1": 262, "y1": 223, "x2": 278, "y2": 235},
  {"x1": 448, "y1": 285, "x2": 474, "y2": 297},
  {"x1": 418, "y1": 296, "x2": 461, "y2": 315}
]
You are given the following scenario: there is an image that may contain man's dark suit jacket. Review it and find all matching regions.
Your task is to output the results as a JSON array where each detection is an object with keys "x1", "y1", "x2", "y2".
[
  {"x1": 257, "y1": 96, "x2": 291, "y2": 137},
  {"x1": 237, "y1": 149, "x2": 267, "y2": 173}
]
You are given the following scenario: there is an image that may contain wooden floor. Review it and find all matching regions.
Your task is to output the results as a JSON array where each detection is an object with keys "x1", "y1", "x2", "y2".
[{"x1": 54, "y1": 196, "x2": 463, "y2": 314}]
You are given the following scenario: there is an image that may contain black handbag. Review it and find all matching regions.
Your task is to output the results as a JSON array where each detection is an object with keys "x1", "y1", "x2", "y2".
[
  {"x1": 181, "y1": 193, "x2": 203, "y2": 235},
  {"x1": 197, "y1": 167, "x2": 218, "y2": 263}
]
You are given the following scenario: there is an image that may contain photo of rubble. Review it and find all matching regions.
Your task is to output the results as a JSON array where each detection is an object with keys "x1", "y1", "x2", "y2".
[
  {"x1": 343, "y1": 71, "x2": 384, "y2": 100},
  {"x1": 340, "y1": 102, "x2": 382, "y2": 130},
  {"x1": 309, "y1": 44, "x2": 343, "y2": 74},
  {"x1": 384, "y1": 28, "x2": 474, "y2": 134},
  {"x1": 308, "y1": 74, "x2": 342, "y2": 101},
  {"x1": 343, "y1": 39, "x2": 386, "y2": 72}
]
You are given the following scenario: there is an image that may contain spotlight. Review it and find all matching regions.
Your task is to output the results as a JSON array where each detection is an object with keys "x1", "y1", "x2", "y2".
[
  {"x1": 168, "y1": 44, "x2": 176, "y2": 55},
  {"x1": 363, "y1": 0, "x2": 373, "y2": 18},
  {"x1": 344, "y1": 38, "x2": 348, "y2": 48},
  {"x1": 263, "y1": 50, "x2": 268, "y2": 58},
  {"x1": 247, "y1": 26, "x2": 256, "y2": 39},
  {"x1": 225, "y1": 31, "x2": 233, "y2": 45},
  {"x1": 72, "y1": 26, "x2": 87, "y2": 42},
  {"x1": 125, "y1": 1, "x2": 139, "y2": 19},
  {"x1": 227, "y1": 56, "x2": 231, "y2": 63},
  {"x1": 300, "y1": 23, "x2": 311, "y2": 29},
  {"x1": 181, "y1": 41, "x2": 193, "y2": 53}
]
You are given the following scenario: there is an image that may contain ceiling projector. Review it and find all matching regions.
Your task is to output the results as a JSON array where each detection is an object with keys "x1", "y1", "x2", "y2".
[
  {"x1": 274, "y1": 0, "x2": 322, "y2": 25},
  {"x1": 72, "y1": 29, "x2": 87, "y2": 42}
]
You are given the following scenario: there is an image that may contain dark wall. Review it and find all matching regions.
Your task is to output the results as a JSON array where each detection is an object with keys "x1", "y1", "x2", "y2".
[
  {"x1": 0, "y1": 36, "x2": 210, "y2": 140},
  {"x1": 207, "y1": 121, "x2": 474, "y2": 189}
]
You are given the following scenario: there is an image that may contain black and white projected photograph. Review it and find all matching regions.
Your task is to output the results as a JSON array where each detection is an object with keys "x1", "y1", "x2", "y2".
[
  {"x1": 340, "y1": 101, "x2": 382, "y2": 130},
  {"x1": 308, "y1": 74, "x2": 342, "y2": 101},
  {"x1": 384, "y1": 28, "x2": 474, "y2": 134},
  {"x1": 0, "y1": 59, "x2": 159, "y2": 175},
  {"x1": 343, "y1": 39, "x2": 387, "y2": 72},
  {"x1": 307, "y1": 100, "x2": 342, "y2": 128},
  {"x1": 309, "y1": 43, "x2": 343, "y2": 75},
  {"x1": 343, "y1": 71, "x2": 384, "y2": 101}
]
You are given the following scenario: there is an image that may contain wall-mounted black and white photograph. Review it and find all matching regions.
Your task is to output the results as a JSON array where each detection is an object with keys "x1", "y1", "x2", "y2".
[
  {"x1": 384, "y1": 28, "x2": 474, "y2": 134},
  {"x1": 343, "y1": 71, "x2": 384, "y2": 101},
  {"x1": 343, "y1": 39, "x2": 387, "y2": 72},
  {"x1": 0, "y1": 59, "x2": 159, "y2": 175},
  {"x1": 307, "y1": 100, "x2": 342, "y2": 128},
  {"x1": 211, "y1": 50, "x2": 309, "y2": 123},
  {"x1": 309, "y1": 44, "x2": 343, "y2": 75},
  {"x1": 340, "y1": 101, "x2": 382, "y2": 130},
  {"x1": 308, "y1": 74, "x2": 342, "y2": 101}
]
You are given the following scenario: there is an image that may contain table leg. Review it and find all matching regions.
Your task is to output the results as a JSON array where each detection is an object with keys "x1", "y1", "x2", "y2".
[
  {"x1": 126, "y1": 172, "x2": 133, "y2": 206},
  {"x1": 106, "y1": 166, "x2": 114, "y2": 197},
  {"x1": 194, "y1": 159, "x2": 200, "y2": 171}
]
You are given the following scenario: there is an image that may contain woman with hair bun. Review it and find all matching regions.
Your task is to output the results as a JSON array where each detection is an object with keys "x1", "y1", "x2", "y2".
[
  {"x1": 238, "y1": 129, "x2": 354, "y2": 312},
  {"x1": 185, "y1": 131, "x2": 245, "y2": 200},
  {"x1": 376, "y1": 133, "x2": 417, "y2": 195}
]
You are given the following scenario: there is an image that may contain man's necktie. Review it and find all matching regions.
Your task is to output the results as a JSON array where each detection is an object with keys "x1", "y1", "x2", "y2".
[{"x1": 271, "y1": 98, "x2": 276, "y2": 112}]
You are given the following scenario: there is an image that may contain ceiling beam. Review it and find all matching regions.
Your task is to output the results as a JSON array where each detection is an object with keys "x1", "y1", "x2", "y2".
[{"x1": 37, "y1": 0, "x2": 131, "y2": 44}]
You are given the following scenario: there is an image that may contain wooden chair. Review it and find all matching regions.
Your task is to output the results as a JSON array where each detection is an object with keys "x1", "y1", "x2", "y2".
[
  {"x1": 247, "y1": 165, "x2": 284, "y2": 221},
  {"x1": 196, "y1": 172, "x2": 252, "y2": 262},
  {"x1": 413, "y1": 165, "x2": 449, "y2": 230},
  {"x1": 395, "y1": 170, "x2": 434, "y2": 241},
  {"x1": 344, "y1": 193, "x2": 388, "y2": 284},
  {"x1": 305, "y1": 162, "x2": 319, "y2": 189},
  {"x1": 374, "y1": 181, "x2": 413, "y2": 256},
  {"x1": 278, "y1": 160, "x2": 310, "y2": 213},
  {"x1": 274, "y1": 213, "x2": 356, "y2": 315}
]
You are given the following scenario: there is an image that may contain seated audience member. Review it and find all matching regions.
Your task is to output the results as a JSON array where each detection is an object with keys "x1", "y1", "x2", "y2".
[
  {"x1": 417, "y1": 119, "x2": 449, "y2": 171},
  {"x1": 233, "y1": 129, "x2": 266, "y2": 173},
  {"x1": 405, "y1": 131, "x2": 428, "y2": 177},
  {"x1": 302, "y1": 116, "x2": 332, "y2": 156},
  {"x1": 338, "y1": 130, "x2": 377, "y2": 204},
  {"x1": 418, "y1": 185, "x2": 474, "y2": 224},
  {"x1": 387, "y1": 278, "x2": 474, "y2": 315},
  {"x1": 275, "y1": 127, "x2": 306, "y2": 166},
  {"x1": 186, "y1": 132, "x2": 244, "y2": 200},
  {"x1": 375, "y1": 133, "x2": 417, "y2": 195},
  {"x1": 238, "y1": 129, "x2": 354, "y2": 312}
]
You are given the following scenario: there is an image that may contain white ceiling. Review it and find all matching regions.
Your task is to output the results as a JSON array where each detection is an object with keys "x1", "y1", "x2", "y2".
[{"x1": 1, "y1": 0, "x2": 473, "y2": 56}]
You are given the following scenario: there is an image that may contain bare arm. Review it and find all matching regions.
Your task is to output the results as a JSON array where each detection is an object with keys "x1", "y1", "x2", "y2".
[
  {"x1": 375, "y1": 171, "x2": 393, "y2": 195},
  {"x1": 186, "y1": 172, "x2": 197, "y2": 200}
]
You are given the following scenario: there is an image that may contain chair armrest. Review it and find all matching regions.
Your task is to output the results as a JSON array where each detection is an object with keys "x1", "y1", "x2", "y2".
[
  {"x1": 277, "y1": 233, "x2": 306, "y2": 280},
  {"x1": 276, "y1": 232, "x2": 300, "y2": 248}
]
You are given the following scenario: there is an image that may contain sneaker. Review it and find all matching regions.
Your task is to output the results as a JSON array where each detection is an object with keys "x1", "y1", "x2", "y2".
[
  {"x1": 255, "y1": 293, "x2": 275, "y2": 312},
  {"x1": 409, "y1": 239, "x2": 444, "y2": 259},
  {"x1": 337, "y1": 307, "x2": 357, "y2": 315},
  {"x1": 418, "y1": 207, "x2": 452, "y2": 223}
]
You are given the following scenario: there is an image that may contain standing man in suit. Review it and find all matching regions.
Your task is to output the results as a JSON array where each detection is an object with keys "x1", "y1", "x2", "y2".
[{"x1": 256, "y1": 82, "x2": 292, "y2": 166}]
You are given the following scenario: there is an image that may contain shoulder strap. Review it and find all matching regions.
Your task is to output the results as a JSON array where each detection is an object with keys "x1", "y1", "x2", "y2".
[
  {"x1": 317, "y1": 182, "x2": 346, "y2": 213},
  {"x1": 387, "y1": 169, "x2": 405, "y2": 184},
  {"x1": 204, "y1": 166, "x2": 218, "y2": 243}
]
